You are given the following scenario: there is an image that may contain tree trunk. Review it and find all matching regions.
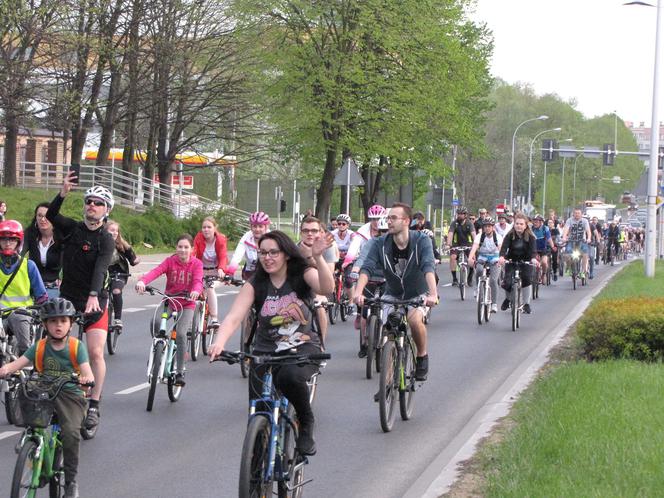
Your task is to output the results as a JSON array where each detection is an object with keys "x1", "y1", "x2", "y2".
[
  {"x1": 3, "y1": 114, "x2": 19, "y2": 187},
  {"x1": 315, "y1": 146, "x2": 338, "y2": 223}
]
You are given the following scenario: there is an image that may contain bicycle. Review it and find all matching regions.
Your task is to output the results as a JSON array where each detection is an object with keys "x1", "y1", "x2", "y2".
[
  {"x1": 367, "y1": 296, "x2": 425, "y2": 433},
  {"x1": 475, "y1": 263, "x2": 493, "y2": 325},
  {"x1": 452, "y1": 246, "x2": 472, "y2": 300},
  {"x1": 215, "y1": 350, "x2": 330, "y2": 498},
  {"x1": 362, "y1": 278, "x2": 386, "y2": 379},
  {"x1": 145, "y1": 286, "x2": 187, "y2": 412},
  {"x1": 566, "y1": 244, "x2": 586, "y2": 290},
  {"x1": 10, "y1": 373, "x2": 94, "y2": 498},
  {"x1": 0, "y1": 306, "x2": 42, "y2": 425},
  {"x1": 504, "y1": 260, "x2": 535, "y2": 332},
  {"x1": 190, "y1": 275, "x2": 226, "y2": 362},
  {"x1": 531, "y1": 258, "x2": 542, "y2": 300},
  {"x1": 106, "y1": 272, "x2": 130, "y2": 355},
  {"x1": 327, "y1": 266, "x2": 343, "y2": 325}
]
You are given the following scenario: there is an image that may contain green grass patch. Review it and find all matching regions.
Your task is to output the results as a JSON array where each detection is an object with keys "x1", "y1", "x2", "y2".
[
  {"x1": 481, "y1": 361, "x2": 664, "y2": 497},
  {"x1": 595, "y1": 259, "x2": 664, "y2": 300}
]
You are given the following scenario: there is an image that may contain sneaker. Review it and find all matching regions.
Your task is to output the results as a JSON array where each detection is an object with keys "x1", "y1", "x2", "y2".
[
  {"x1": 175, "y1": 373, "x2": 186, "y2": 387},
  {"x1": 357, "y1": 345, "x2": 367, "y2": 358},
  {"x1": 64, "y1": 481, "x2": 79, "y2": 498},
  {"x1": 84, "y1": 406, "x2": 100, "y2": 430},
  {"x1": 553, "y1": 273, "x2": 558, "y2": 281},
  {"x1": 354, "y1": 315, "x2": 361, "y2": 330},
  {"x1": 491, "y1": 303, "x2": 498, "y2": 313},
  {"x1": 467, "y1": 275, "x2": 473, "y2": 286},
  {"x1": 297, "y1": 417, "x2": 316, "y2": 456},
  {"x1": 500, "y1": 299, "x2": 510, "y2": 311},
  {"x1": 208, "y1": 318, "x2": 219, "y2": 328},
  {"x1": 523, "y1": 303, "x2": 532, "y2": 314},
  {"x1": 452, "y1": 279, "x2": 459, "y2": 286},
  {"x1": 373, "y1": 391, "x2": 380, "y2": 402},
  {"x1": 415, "y1": 355, "x2": 428, "y2": 381},
  {"x1": 112, "y1": 318, "x2": 123, "y2": 328}
]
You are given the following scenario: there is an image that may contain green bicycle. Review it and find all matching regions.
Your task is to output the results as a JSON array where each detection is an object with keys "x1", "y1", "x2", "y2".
[{"x1": 10, "y1": 373, "x2": 93, "y2": 498}]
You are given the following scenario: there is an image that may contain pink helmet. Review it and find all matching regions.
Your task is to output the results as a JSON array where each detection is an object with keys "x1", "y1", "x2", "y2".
[
  {"x1": 367, "y1": 204, "x2": 386, "y2": 219},
  {"x1": 249, "y1": 211, "x2": 270, "y2": 225}
]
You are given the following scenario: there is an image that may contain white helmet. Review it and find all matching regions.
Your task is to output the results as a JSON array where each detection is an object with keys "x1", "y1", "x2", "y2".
[
  {"x1": 377, "y1": 216, "x2": 388, "y2": 231},
  {"x1": 421, "y1": 229, "x2": 434, "y2": 238},
  {"x1": 84, "y1": 186, "x2": 115, "y2": 210}
]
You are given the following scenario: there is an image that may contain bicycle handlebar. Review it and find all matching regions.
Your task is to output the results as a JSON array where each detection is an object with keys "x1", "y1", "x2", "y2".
[
  {"x1": 19, "y1": 373, "x2": 95, "y2": 401},
  {"x1": 363, "y1": 296, "x2": 426, "y2": 307},
  {"x1": 223, "y1": 275, "x2": 245, "y2": 287},
  {"x1": 213, "y1": 350, "x2": 331, "y2": 365}
]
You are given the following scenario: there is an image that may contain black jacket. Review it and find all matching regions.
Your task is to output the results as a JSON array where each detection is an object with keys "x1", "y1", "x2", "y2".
[{"x1": 22, "y1": 225, "x2": 64, "y2": 284}]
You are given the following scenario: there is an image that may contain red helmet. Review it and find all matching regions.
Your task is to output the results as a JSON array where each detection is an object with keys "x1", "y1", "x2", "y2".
[{"x1": 0, "y1": 220, "x2": 23, "y2": 256}]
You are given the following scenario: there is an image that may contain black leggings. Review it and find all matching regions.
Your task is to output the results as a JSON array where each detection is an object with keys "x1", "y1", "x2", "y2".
[
  {"x1": 110, "y1": 277, "x2": 127, "y2": 320},
  {"x1": 502, "y1": 262, "x2": 533, "y2": 292},
  {"x1": 249, "y1": 344, "x2": 320, "y2": 424}
]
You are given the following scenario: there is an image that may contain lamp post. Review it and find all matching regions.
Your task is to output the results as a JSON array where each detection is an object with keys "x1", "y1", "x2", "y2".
[
  {"x1": 511, "y1": 115, "x2": 549, "y2": 209},
  {"x1": 559, "y1": 139, "x2": 573, "y2": 216},
  {"x1": 527, "y1": 127, "x2": 561, "y2": 214},
  {"x1": 572, "y1": 153, "x2": 582, "y2": 208}
]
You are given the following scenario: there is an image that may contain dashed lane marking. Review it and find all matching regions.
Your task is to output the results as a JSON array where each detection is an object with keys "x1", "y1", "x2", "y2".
[
  {"x1": 0, "y1": 431, "x2": 20, "y2": 441},
  {"x1": 115, "y1": 383, "x2": 150, "y2": 395},
  {"x1": 122, "y1": 307, "x2": 145, "y2": 313}
]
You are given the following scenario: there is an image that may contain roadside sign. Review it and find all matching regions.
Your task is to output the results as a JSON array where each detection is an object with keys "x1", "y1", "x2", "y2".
[
  {"x1": 333, "y1": 158, "x2": 364, "y2": 186},
  {"x1": 495, "y1": 203, "x2": 506, "y2": 214},
  {"x1": 153, "y1": 174, "x2": 194, "y2": 189},
  {"x1": 452, "y1": 198, "x2": 460, "y2": 206}
]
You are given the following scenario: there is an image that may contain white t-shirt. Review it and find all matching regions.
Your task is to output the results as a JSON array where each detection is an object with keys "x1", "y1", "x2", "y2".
[{"x1": 494, "y1": 222, "x2": 512, "y2": 238}]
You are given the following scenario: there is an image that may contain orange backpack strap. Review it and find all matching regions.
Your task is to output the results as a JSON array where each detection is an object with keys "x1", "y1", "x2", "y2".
[
  {"x1": 35, "y1": 339, "x2": 47, "y2": 373},
  {"x1": 68, "y1": 337, "x2": 80, "y2": 374}
]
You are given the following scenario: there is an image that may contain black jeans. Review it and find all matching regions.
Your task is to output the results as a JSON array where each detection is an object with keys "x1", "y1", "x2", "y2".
[{"x1": 502, "y1": 262, "x2": 533, "y2": 292}]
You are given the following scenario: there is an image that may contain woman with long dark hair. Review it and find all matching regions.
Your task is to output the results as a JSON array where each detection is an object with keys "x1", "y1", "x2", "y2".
[
  {"x1": 499, "y1": 212, "x2": 538, "y2": 314},
  {"x1": 23, "y1": 202, "x2": 64, "y2": 298},
  {"x1": 209, "y1": 230, "x2": 334, "y2": 456}
]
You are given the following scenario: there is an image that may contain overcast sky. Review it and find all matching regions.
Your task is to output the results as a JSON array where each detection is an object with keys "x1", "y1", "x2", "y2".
[{"x1": 472, "y1": 0, "x2": 662, "y2": 125}]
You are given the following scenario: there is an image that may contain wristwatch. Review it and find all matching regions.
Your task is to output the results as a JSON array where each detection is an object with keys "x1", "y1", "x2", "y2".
[{"x1": 89, "y1": 291, "x2": 98, "y2": 297}]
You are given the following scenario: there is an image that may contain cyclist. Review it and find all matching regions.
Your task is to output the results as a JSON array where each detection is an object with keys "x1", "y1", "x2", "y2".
[
  {"x1": 354, "y1": 203, "x2": 438, "y2": 381},
  {"x1": 547, "y1": 218, "x2": 562, "y2": 281},
  {"x1": 226, "y1": 211, "x2": 270, "y2": 280},
  {"x1": 447, "y1": 206, "x2": 476, "y2": 286},
  {"x1": 561, "y1": 207, "x2": 592, "y2": 277},
  {"x1": 468, "y1": 217, "x2": 502, "y2": 313},
  {"x1": 332, "y1": 213, "x2": 354, "y2": 255},
  {"x1": 410, "y1": 211, "x2": 431, "y2": 231},
  {"x1": 105, "y1": 220, "x2": 140, "y2": 329},
  {"x1": 193, "y1": 217, "x2": 228, "y2": 328},
  {"x1": 136, "y1": 234, "x2": 203, "y2": 386},
  {"x1": 495, "y1": 212, "x2": 512, "y2": 237},
  {"x1": 531, "y1": 214, "x2": 556, "y2": 284},
  {"x1": 0, "y1": 220, "x2": 48, "y2": 354},
  {"x1": 46, "y1": 174, "x2": 115, "y2": 430},
  {"x1": 606, "y1": 220, "x2": 621, "y2": 262},
  {"x1": 499, "y1": 213, "x2": 537, "y2": 314},
  {"x1": 588, "y1": 216, "x2": 603, "y2": 278},
  {"x1": 474, "y1": 208, "x2": 489, "y2": 232},
  {"x1": 0, "y1": 298, "x2": 94, "y2": 498},
  {"x1": 209, "y1": 230, "x2": 334, "y2": 456},
  {"x1": 23, "y1": 202, "x2": 64, "y2": 298}
]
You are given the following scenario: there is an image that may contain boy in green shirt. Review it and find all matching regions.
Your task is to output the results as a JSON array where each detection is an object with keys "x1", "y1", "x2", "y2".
[{"x1": 0, "y1": 298, "x2": 94, "y2": 498}]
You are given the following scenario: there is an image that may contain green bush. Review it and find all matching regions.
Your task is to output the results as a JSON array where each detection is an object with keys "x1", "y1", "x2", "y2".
[{"x1": 577, "y1": 298, "x2": 664, "y2": 361}]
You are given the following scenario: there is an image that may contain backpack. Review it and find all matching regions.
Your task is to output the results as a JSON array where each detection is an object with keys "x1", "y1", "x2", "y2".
[
  {"x1": 34, "y1": 337, "x2": 81, "y2": 374},
  {"x1": 479, "y1": 231, "x2": 498, "y2": 247}
]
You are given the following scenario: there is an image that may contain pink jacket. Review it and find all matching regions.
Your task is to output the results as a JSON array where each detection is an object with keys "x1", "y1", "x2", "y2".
[{"x1": 140, "y1": 254, "x2": 204, "y2": 310}]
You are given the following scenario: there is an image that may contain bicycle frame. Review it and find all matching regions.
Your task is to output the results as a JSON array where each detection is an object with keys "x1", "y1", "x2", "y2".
[
  {"x1": 17, "y1": 425, "x2": 60, "y2": 493},
  {"x1": 146, "y1": 303, "x2": 179, "y2": 384}
]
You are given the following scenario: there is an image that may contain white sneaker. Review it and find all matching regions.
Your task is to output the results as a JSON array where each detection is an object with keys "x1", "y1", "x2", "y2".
[
  {"x1": 491, "y1": 304, "x2": 498, "y2": 313},
  {"x1": 473, "y1": 289, "x2": 477, "y2": 298},
  {"x1": 112, "y1": 318, "x2": 123, "y2": 328}
]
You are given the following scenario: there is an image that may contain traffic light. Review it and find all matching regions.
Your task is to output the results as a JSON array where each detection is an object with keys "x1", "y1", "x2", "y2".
[
  {"x1": 280, "y1": 199, "x2": 287, "y2": 212},
  {"x1": 541, "y1": 139, "x2": 558, "y2": 161},
  {"x1": 603, "y1": 143, "x2": 615, "y2": 166}
]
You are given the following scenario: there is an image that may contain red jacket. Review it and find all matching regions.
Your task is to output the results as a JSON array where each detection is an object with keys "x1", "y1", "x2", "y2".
[{"x1": 193, "y1": 231, "x2": 228, "y2": 272}]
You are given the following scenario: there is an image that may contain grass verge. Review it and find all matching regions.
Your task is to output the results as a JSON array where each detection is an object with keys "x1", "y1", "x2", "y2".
[{"x1": 445, "y1": 260, "x2": 664, "y2": 497}]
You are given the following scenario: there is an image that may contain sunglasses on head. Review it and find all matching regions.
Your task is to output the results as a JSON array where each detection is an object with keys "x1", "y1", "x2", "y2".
[{"x1": 85, "y1": 199, "x2": 106, "y2": 207}]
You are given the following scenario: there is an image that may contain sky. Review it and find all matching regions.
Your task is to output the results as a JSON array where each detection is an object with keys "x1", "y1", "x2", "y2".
[{"x1": 471, "y1": 0, "x2": 662, "y2": 125}]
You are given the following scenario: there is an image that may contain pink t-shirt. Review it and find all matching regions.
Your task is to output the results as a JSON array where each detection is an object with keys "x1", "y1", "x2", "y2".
[{"x1": 140, "y1": 254, "x2": 204, "y2": 309}]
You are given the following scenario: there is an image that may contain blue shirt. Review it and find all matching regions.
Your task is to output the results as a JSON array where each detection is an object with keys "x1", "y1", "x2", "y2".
[{"x1": 532, "y1": 225, "x2": 551, "y2": 252}]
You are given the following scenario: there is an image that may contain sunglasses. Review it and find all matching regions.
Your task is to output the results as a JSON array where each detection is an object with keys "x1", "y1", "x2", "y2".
[{"x1": 85, "y1": 199, "x2": 106, "y2": 207}]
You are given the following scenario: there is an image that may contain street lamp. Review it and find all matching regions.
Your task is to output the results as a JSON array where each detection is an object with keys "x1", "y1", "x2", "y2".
[
  {"x1": 559, "y1": 139, "x2": 573, "y2": 216},
  {"x1": 572, "y1": 153, "x2": 583, "y2": 207},
  {"x1": 625, "y1": 0, "x2": 662, "y2": 276},
  {"x1": 527, "y1": 127, "x2": 561, "y2": 213},
  {"x1": 511, "y1": 115, "x2": 549, "y2": 209}
]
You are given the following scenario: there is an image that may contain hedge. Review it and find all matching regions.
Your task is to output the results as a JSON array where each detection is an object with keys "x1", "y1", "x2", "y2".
[{"x1": 577, "y1": 298, "x2": 664, "y2": 361}]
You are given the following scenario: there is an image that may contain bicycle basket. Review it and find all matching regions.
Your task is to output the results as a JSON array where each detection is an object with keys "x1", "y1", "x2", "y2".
[{"x1": 17, "y1": 388, "x2": 54, "y2": 428}]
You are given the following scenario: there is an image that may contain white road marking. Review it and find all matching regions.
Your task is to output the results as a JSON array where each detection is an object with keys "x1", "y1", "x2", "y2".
[
  {"x1": 144, "y1": 304, "x2": 160, "y2": 308},
  {"x1": 115, "y1": 383, "x2": 150, "y2": 395},
  {"x1": 442, "y1": 283, "x2": 452, "y2": 287},
  {"x1": 0, "y1": 431, "x2": 20, "y2": 441},
  {"x1": 226, "y1": 290, "x2": 240, "y2": 294},
  {"x1": 122, "y1": 307, "x2": 145, "y2": 313}
]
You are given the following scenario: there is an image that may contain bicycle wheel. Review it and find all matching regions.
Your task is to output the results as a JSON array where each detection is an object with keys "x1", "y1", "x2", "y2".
[
  {"x1": 4, "y1": 386, "x2": 22, "y2": 425},
  {"x1": 201, "y1": 319, "x2": 209, "y2": 357},
  {"x1": 340, "y1": 291, "x2": 349, "y2": 322},
  {"x1": 278, "y1": 406, "x2": 304, "y2": 498},
  {"x1": 459, "y1": 266, "x2": 466, "y2": 301},
  {"x1": 477, "y1": 280, "x2": 486, "y2": 325},
  {"x1": 167, "y1": 372, "x2": 183, "y2": 402},
  {"x1": 49, "y1": 444, "x2": 64, "y2": 498},
  {"x1": 484, "y1": 284, "x2": 492, "y2": 323},
  {"x1": 511, "y1": 286, "x2": 518, "y2": 332},
  {"x1": 147, "y1": 342, "x2": 163, "y2": 412},
  {"x1": 374, "y1": 322, "x2": 383, "y2": 373},
  {"x1": 328, "y1": 284, "x2": 339, "y2": 325},
  {"x1": 11, "y1": 439, "x2": 39, "y2": 498},
  {"x1": 239, "y1": 415, "x2": 274, "y2": 498},
  {"x1": 399, "y1": 339, "x2": 416, "y2": 421},
  {"x1": 378, "y1": 341, "x2": 398, "y2": 432},
  {"x1": 515, "y1": 287, "x2": 521, "y2": 329},
  {"x1": 365, "y1": 315, "x2": 377, "y2": 379},
  {"x1": 190, "y1": 303, "x2": 203, "y2": 362}
]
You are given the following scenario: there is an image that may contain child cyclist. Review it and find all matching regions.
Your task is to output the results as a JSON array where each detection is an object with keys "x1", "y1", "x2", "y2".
[
  {"x1": 105, "y1": 220, "x2": 141, "y2": 329},
  {"x1": 135, "y1": 234, "x2": 203, "y2": 386},
  {"x1": 0, "y1": 298, "x2": 94, "y2": 498}
]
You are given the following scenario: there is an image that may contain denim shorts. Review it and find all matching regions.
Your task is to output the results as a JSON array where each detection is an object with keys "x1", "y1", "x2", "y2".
[{"x1": 565, "y1": 242, "x2": 589, "y2": 255}]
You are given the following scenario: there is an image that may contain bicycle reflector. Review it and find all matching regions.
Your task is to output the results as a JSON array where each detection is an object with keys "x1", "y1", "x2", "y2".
[{"x1": 572, "y1": 250, "x2": 580, "y2": 259}]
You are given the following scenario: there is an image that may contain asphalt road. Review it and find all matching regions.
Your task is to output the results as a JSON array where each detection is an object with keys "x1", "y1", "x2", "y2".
[{"x1": 0, "y1": 258, "x2": 624, "y2": 497}]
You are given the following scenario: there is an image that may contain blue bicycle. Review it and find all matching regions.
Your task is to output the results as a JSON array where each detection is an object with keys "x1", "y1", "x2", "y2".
[{"x1": 216, "y1": 350, "x2": 329, "y2": 498}]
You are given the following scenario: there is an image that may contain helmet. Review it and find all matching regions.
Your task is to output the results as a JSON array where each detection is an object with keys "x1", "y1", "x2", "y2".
[
  {"x1": 456, "y1": 207, "x2": 468, "y2": 215},
  {"x1": 84, "y1": 186, "x2": 114, "y2": 210},
  {"x1": 249, "y1": 211, "x2": 270, "y2": 225},
  {"x1": 421, "y1": 228, "x2": 434, "y2": 238},
  {"x1": 40, "y1": 298, "x2": 76, "y2": 321},
  {"x1": 0, "y1": 220, "x2": 23, "y2": 256},
  {"x1": 482, "y1": 217, "x2": 495, "y2": 226},
  {"x1": 336, "y1": 214, "x2": 351, "y2": 224},
  {"x1": 377, "y1": 216, "x2": 388, "y2": 231},
  {"x1": 497, "y1": 213, "x2": 507, "y2": 220},
  {"x1": 533, "y1": 214, "x2": 544, "y2": 222},
  {"x1": 367, "y1": 204, "x2": 386, "y2": 219}
]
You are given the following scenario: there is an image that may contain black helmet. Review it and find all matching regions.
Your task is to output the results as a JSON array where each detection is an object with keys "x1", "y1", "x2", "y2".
[
  {"x1": 40, "y1": 298, "x2": 76, "y2": 321},
  {"x1": 457, "y1": 207, "x2": 468, "y2": 215}
]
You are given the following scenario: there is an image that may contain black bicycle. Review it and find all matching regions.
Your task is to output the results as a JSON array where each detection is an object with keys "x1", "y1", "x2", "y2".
[
  {"x1": 452, "y1": 247, "x2": 472, "y2": 300},
  {"x1": 503, "y1": 261, "x2": 536, "y2": 332},
  {"x1": 363, "y1": 278, "x2": 386, "y2": 379},
  {"x1": 215, "y1": 350, "x2": 330, "y2": 498},
  {"x1": 106, "y1": 272, "x2": 130, "y2": 355}
]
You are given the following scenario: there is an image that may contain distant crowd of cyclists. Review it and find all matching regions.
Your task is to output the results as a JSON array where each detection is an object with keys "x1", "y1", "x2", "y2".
[{"x1": 0, "y1": 170, "x2": 640, "y2": 497}]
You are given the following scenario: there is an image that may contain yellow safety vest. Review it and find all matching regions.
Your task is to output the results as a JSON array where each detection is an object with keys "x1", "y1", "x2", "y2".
[{"x1": 0, "y1": 258, "x2": 34, "y2": 309}]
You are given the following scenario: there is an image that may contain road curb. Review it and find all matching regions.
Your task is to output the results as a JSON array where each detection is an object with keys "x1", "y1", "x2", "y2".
[{"x1": 402, "y1": 264, "x2": 624, "y2": 498}]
